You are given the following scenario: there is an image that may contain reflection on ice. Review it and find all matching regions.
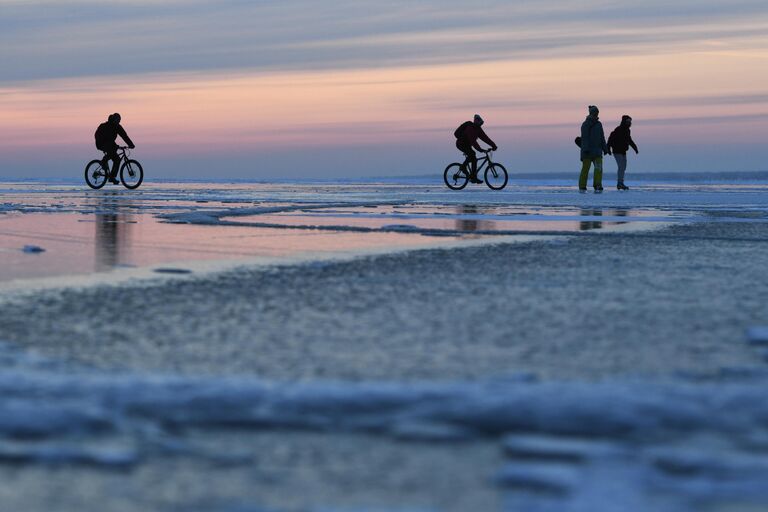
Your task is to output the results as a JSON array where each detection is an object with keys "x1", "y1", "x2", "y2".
[
  {"x1": 3, "y1": 179, "x2": 757, "y2": 285},
  {"x1": 94, "y1": 193, "x2": 134, "y2": 271},
  {"x1": 0, "y1": 212, "x2": 479, "y2": 282},
  {"x1": 222, "y1": 203, "x2": 682, "y2": 235},
  {"x1": 0, "y1": 181, "x2": 696, "y2": 282}
]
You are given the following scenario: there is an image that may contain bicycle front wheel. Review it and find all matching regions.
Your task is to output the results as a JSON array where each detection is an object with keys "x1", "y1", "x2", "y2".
[
  {"x1": 444, "y1": 163, "x2": 469, "y2": 190},
  {"x1": 85, "y1": 160, "x2": 108, "y2": 189},
  {"x1": 485, "y1": 163, "x2": 508, "y2": 190},
  {"x1": 120, "y1": 159, "x2": 144, "y2": 189}
]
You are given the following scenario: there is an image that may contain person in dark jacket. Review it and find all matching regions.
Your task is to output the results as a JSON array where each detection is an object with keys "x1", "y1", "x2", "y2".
[
  {"x1": 455, "y1": 114, "x2": 498, "y2": 184},
  {"x1": 607, "y1": 115, "x2": 638, "y2": 190},
  {"x1": 579, "y1": 105, "x2": 609, "y2": 192},
  {"x1": 95, "y1": 113, "x2": 135, "y2": 184}
]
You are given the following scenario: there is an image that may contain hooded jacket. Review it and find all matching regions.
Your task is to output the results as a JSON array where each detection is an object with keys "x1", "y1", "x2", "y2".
[
  {"x1": 95, "y1": 121, "x2": 134, "y2": 150},
  {"x1": 580, "y1": 116, "x2": 607, "y2": 159}
]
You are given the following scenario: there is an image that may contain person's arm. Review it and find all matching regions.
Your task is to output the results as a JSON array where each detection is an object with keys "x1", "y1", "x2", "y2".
[
  {"x1": 477, "y1": 128, "x2": 498, "y2": 151},
  {"x1": 117, "y1": 126, "x2": 135, "y2": 148},
  {"x1": 607, "y1": 130, "x2": 615, "y2": 151},
  {"x1": 599, "y1": 124, "x2": 609, "y2": 155},
  {"x1": 629, "y1": 135, "x2": 638, "y2": 154}
]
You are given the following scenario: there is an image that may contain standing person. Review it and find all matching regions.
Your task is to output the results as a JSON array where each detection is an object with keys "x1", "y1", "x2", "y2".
[
  {"x1": 607, "y1": 115, "x2": 639, "y2": 190},
  {"x1": 578, "y1": 105, "x2": 609, "y2": 192},
  {"x1": 95, "y1": 113, "x2": 135, "y2": 185},
  {"x1": 454, "y1": 114, "x2": 498, "y2": 184}
]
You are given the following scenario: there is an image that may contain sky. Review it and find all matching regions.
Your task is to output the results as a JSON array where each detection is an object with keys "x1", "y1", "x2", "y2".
[{"x1": 1, "y1": 0, "x2": 767, "y2": 179}]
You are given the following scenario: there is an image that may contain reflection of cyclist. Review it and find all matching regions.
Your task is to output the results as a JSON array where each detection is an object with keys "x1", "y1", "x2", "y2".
[
  {"x1": 95, "y1": 113, "x2": 135, "y2": 185},
  {"x1": 454, "y1": 114, "x2": 498, "y2": 184}
]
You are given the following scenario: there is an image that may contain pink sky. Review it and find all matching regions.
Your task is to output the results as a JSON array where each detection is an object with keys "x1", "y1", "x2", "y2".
[{"x1": 1, "y1": 1, "x2": 767, "y2": 177}]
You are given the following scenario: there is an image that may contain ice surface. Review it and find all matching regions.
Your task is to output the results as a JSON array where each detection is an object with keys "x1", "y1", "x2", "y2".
[
  {"x1": 3, "y1": 178, "x2": 768, "y2": 511},
  {"x1": 0, "y1": 179, "x2": 730, "y2": 282},
  {"x1": 502, "y1": 435, "x2": 616, "y2": 462},
  {"x1": 1, "y1": 334, "x2": 768, "y2": 510},
  {"x1": 495, "y1": 462, "x2": 578, "y2": 493},
  {"x1": 745, "y1": 326, "x2": 768, "y2": 345}
]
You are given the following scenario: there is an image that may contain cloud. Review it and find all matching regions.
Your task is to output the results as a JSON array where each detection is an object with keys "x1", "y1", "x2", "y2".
[
  {"x1": 414, "y1": 92, "x2": 768, "y2": 113},
  {"x1": 1, "y1": 0, "x2": 767, "y2": 83}
]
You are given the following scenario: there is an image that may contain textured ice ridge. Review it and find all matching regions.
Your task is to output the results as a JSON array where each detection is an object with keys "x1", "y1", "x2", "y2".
[{"x1": 1, "y1": 370, "x2": 767, "y2": 441}]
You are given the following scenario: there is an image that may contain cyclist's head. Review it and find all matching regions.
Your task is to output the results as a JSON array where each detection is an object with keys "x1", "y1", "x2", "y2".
[
  {"x1": 622, "y1": 114, "x2": 632, "y2": 125},
  {"x1": 473, "y1": 114, "x2": 484, "y2": 126},
  {"x1": 109, "y1": 113, "x2": 122, "y2": 124}
]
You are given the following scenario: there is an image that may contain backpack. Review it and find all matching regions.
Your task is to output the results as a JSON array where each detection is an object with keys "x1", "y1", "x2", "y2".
[
  {"x1": 94, "y1": 122, "x2": 112, "y2": 146},
  {"x1": 454, "y1": 121, "x2": 472, "y2": 139}
]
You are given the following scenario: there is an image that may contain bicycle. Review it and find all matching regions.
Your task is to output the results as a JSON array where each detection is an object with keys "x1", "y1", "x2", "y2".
[
  {"x1": 443, "y1": 150, "x2": 508, "y2": 190},
  {"x1": 84, "y1": 147, "x2": 144, "y2": 190}
]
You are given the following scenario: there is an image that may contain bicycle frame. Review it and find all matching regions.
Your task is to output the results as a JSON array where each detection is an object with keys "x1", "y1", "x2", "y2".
[
  {"x1": 101, "y1": 146, "x2": 130, "y2": 162},
  {"x1": 116, "y1": 147, "x2": 130, "y2": 163},
  {"x1": 462, "y1": 151, "x2": 494, "y2": 175}
]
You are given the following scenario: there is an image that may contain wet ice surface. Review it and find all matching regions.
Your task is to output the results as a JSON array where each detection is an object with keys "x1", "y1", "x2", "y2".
[
  {"x1": 0, "y1": 180, "x2": 698, "y2": 282},
  {"x1": 3, "y1": 178, "x2": 768, "y2": 511}
]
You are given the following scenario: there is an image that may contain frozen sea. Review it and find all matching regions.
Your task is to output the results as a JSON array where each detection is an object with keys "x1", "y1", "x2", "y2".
[{"x1": 2, "y1": 175, "x2": 768, "y2": 511}]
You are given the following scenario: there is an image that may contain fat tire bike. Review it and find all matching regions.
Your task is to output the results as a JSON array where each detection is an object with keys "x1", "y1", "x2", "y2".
[{"x1": 85, "y1": 146, "x2": 144, "y2": 190}]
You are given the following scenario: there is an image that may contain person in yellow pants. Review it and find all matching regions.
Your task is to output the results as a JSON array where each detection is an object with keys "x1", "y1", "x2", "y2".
[
  {"x1": 579, "y1": 155, "x2": 603, "y2": 191},
  {"x1": 578, "y1": 105, "x2": 609, "y2": 192}
]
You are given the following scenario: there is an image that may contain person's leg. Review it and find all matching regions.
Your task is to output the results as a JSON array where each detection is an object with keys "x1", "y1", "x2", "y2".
[
  {"x1": 579, "y1": 158, "x2": 592, "y2": 189},
  {"x1": 105, "y1": 146, "x2": 120, "y2": 181},
  {"x1": 461, "y1": 154, "x2": 470, "y2": 171},
  {"x1": 593, "y1": 156, "x2": 603, "y2": 189},
  {"x1": 615, "y1": 153, "x2": 627, "y2": 185},
  {"x1": 456, "y1": 141, "x2": 474, "y2": 175},
  {"x1": 96, "y1": 145, "x2": 109, "y2": 170},
  {"x1": 458, "y1": 144, "x2": 477, "y2": 179},
  {"x1": 467, "y1": 151, "x2": 477, "y2": 179}
]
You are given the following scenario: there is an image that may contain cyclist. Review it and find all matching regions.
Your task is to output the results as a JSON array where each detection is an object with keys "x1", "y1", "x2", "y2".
[
  {"x1": 454, "y1": 114, "x2": 498, "y2": 184},
  {"x1": 95, "y1": 113, "x2": 135, "y2": 184}
]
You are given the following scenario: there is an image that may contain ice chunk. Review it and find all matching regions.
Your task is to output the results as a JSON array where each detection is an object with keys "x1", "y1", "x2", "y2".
[
  {"x1": 381, "y1": 224, "x2": 420, "y2": 232},
  {"x1": 494, "y1": 462, "x2": 577, "y2": 494},
  {"x1": 0, "y1": 443, "x2": 138, "y2": 468},
  {"x1": 503, "y1": 435, "x2": 615, "y2": 462},
  {"x1": 153, "y1": 267, "x2": 193, "y2": 274},
  {"x1": 745, "y1": 327, "x2": 768, "y2": 345},
  {"x1": 391, "y1": 421, "x2": 475, "y2": 442},
  {"x1": 21, "y1": 245, "x2": 45, "y2": 253}
]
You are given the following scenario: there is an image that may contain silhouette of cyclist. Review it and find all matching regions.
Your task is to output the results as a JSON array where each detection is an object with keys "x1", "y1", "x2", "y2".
[
  {"x1": 95, "y1": 113, "x2": 135, "y2": 185},
  {"x1": 454, "y1": 114, "x2": 498, "y2": 184}
]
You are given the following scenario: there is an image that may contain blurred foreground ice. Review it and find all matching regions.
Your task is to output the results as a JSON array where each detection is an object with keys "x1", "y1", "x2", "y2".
[{"x1": 1, "y1": 339, "x2": 768, "y2": 511}]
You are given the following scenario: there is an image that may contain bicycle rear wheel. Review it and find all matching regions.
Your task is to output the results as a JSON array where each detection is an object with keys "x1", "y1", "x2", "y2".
[
  {"x1": 485, "y1": 163, "x2": 508, "y2": 190},
  {"x1": 120, "y1": 159, "x2": 144, "y2": 189},
  {"x1": 84, "y1": 160, "x2": 108, "y2": 189},
  {"x1": 444, "y1": 163, "x2": 469, "y2": 190}
]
